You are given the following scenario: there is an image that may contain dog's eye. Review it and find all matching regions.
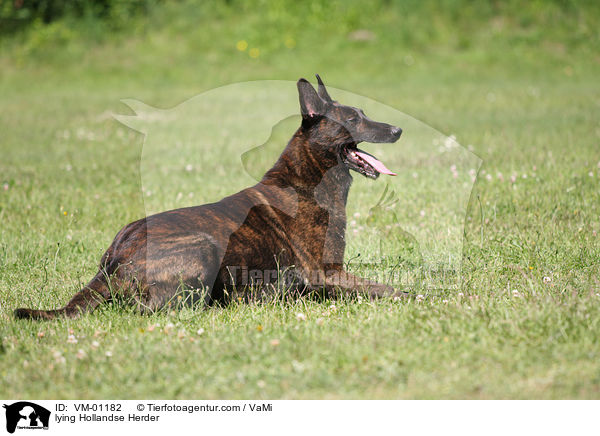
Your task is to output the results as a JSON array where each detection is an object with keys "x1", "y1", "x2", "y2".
[{"x1": 348, "y1": 115, "x2": 359, "y2": 123}]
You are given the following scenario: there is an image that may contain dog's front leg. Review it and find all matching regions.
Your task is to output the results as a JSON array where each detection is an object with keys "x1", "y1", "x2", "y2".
[{"x1": 317, "y1": 270, "x2": 407, "y2": 300}]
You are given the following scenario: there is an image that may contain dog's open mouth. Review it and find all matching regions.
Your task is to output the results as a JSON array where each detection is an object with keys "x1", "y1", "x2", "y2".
[{"x1": 341, "y1": 145, "x2": 397, "y2": 179}]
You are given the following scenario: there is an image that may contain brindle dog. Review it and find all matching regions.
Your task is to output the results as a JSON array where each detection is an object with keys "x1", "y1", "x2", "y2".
[{"x1": 15, "y1": 75, "x2": 403, "y2": 320}]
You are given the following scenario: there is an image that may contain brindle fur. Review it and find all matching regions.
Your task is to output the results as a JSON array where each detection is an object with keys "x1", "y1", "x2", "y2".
[{"x1": 15, "y1": 75, "x2": 403, "y2": 320}]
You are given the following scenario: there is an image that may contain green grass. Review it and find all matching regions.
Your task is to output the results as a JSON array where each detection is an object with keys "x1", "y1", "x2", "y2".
[{"x1": 1, "y1": 0, "x2": 599, "y2": 399}]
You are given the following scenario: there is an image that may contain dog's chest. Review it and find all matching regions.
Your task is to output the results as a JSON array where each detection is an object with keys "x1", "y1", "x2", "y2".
[{"x1": 289, "y1": 193, "x2": 347, "y2": 262}]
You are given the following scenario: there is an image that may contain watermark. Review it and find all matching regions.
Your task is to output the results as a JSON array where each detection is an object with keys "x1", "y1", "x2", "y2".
[
  {"x1": 115, "y1": 79, "x2": 481, "y2": 294},
  {"x1": 0, "y1": 400, "x2": 594, "y2": 435},
  {"x1": 222, "y1": 264, "x2": 459, "y2": 290}
]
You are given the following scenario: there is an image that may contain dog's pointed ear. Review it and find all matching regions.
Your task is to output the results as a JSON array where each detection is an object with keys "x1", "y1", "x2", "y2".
[
  {"x1": 297, "y1": 78, "x2": 326, "y2": 120},
  {"x1": 315, "y1": 74, "x2": 333, "y2": 103}
]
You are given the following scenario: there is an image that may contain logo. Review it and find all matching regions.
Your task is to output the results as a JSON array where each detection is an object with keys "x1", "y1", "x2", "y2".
[
  {"x1": 3, "y1": 402, "x2": 50, "y2": 434},
  {"x1": 116, "y1": 81, "x2": 481, "y2": 293}
]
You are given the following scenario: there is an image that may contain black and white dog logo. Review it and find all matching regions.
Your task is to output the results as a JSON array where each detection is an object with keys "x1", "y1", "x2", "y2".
[{"x1": 3, "y1": 402, "x2": 50, "y2": 434}]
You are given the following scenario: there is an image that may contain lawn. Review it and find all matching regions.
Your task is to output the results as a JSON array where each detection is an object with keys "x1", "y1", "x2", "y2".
[{"x1": 0, "y1": 0, "x2": 599, "y2": 399}]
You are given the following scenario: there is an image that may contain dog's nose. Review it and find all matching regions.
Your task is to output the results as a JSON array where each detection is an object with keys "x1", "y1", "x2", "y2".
[{"x1": 391, "y1": 127, "x2": 402, "y2": 138}]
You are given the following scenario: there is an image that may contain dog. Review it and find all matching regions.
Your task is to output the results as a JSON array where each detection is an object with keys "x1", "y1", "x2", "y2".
[{"x1": 15, "y1": 75, "x2": 403, "y2": 320}]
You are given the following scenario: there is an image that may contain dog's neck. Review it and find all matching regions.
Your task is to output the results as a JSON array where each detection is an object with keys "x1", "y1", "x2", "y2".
[
  {"x1": 262, "y1": 124, "x2": 353, "y2": 200},
  {"x1": 260, "y1": 123, "x2": 351, "y2": 268}
]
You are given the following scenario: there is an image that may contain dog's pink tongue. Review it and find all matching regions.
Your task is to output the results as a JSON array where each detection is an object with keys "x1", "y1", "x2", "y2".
[{"x1": 355, "y1": 151, "x2": 397, "y2": 176}]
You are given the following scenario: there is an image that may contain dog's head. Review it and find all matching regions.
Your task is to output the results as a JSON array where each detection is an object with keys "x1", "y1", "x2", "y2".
[{"x1": 297, "y1": 75, "x2": 402, "y2": 179}]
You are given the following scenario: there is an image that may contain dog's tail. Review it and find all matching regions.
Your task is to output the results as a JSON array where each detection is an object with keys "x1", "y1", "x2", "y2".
[{"x1": 14, "y1": 274, "x2": 111, "y2": 320}]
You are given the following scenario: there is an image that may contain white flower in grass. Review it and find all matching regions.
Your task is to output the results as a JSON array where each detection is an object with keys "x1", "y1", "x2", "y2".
[
  {"x1": 53, "y1": 350, "x2": 66, "y2": 364},
  {"x1": 543, "y1": 276, "x2": 552, "y2": 284},
  {"x1": 296, "y1": 313, "x2": 306, "y2": 322},
  {"x1": 66, "y1": 334, "x2": 77, "y2": 344},
  {"x1": 91, "y1": 341, "x2": 100, "y2": 349},
  {"x1": 416, "y1": 294, "x2": 424, "y2": 302},
  {"x1": 105, "y1": 351, "x2": 113, "y2": 358},
  {"x1": 512, "y1": 289, "x2": 521, "y2": 298},
  {"x1": 291, "y1": 360, "x2": 305, "y2": 373},
  {"x1": 76, "y1": 349, "x2": 86, "y2": 360},
  {"x1": 197, "y1": 328, "x2": 205, "y2": 336}
]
